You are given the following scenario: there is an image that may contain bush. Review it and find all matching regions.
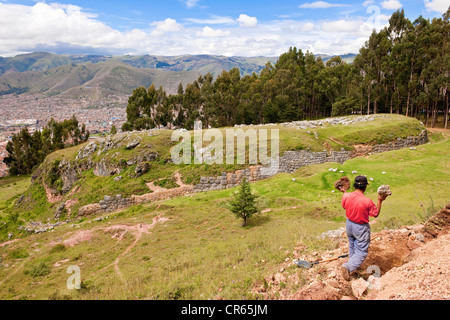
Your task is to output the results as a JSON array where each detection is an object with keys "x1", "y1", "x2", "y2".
[
  {"x1": 50, "y1": 244, "x2": 67, "y2": 253},
  {"x1": 8, "y1": 248, "x2": 29, "y2": 259},
  {"x1": 26, "y1": 261, "x2": 51, "y2": 277}
]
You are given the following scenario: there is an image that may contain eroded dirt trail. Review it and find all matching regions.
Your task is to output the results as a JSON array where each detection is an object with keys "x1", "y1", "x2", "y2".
[
  {"x1": 105, "y1": 216, "x2": 169, "y2": 286},
  {"x1": 50, "y1": 215, "x2": 169, "y2": 287}
]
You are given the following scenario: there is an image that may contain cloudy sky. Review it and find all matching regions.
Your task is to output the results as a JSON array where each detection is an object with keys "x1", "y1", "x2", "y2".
[{"x1": 0, "y1": 0, "x2": 448, "y2": 57}]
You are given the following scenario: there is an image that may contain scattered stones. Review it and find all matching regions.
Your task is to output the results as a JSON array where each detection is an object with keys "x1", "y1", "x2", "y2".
[
  {"x1": 235, "y1": 115, "x2": 388, "y2": 130},
  {"x1": 113, "y1": 176, "x2": 122, "y2": 181},
  {"x1": 19, "y1": 221, "x2": 62, "y2": 234}
]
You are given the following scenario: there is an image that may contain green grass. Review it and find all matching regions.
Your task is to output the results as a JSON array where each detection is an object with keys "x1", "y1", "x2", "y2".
[
  {"x1": 0, "y1": 115, "x2": 448, "y2": 300},
  {"x1": 0, "y1": 128, "x2": 448, "y2": 300},
  {"x1": 0, "y1": 175, "x2": 31, "y2": 217}
]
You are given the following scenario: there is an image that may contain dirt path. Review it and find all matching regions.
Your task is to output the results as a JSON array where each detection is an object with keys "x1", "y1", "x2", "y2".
[
  {"x1": 146, "y1": 172, "x2": 189, "y2": 192},
  {"x1": 427, "y1": 127, "x2": 450, "y2": 138},
  {"x1": 105, "y1": 217, "x2": 169, "y2": 286},
  {"x1": 65, "y1": 215, "x2": 170, "y2": 287},
  {"x1": 44, "y1": 183, "x2": 62, "y2": 203}
]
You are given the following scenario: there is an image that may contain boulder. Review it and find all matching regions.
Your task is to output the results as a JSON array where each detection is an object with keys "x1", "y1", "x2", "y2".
[
  {"x1": 134, "y1": 162, "x2": 151, "y2": 177},
  {"x1": 54, "y1": 202, "x2": 66, "y2": 220},
  {"x1": 351, "y1": 278, "x2": 369, "y2": 299},
  {"x1": 61, "y1": 164, "x2": 78, "y2": 194},
  {"x1": 126, "y1": 139, "x2": 140, "y2": 150}
]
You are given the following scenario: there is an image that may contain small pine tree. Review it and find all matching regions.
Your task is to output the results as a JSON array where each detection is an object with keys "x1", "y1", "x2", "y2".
[
  {"x1": 110, "y1": 125, "x2": 117, "y2": 135},
  {"x1": 227, "y1": 178, "x2": 259, "y2": 227}
]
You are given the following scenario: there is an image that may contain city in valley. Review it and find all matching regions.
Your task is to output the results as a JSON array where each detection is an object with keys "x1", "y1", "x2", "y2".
[{"x1": 0, "y1": 93, "x2": 129, "y2": 177}]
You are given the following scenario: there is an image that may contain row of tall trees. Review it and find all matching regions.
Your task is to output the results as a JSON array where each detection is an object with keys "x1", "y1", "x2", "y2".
[
  {"x1": 4, "y1": 116, "x2": 89, "y2": 175},
  {"x1": 121, "y1": 9, "x2": 449, "y2": 131},
  {"x1": 354, "y1": 9, "x2": 449, "y2": 127}
]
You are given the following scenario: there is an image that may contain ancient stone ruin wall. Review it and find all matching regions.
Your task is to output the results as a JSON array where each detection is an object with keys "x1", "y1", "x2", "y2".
[
  {"x1": 277, "y1": 150, "x2": 353, "y2": 174},
  {"x1": 192, "y1": 130, "x2": 429, "y2": 191},
  {"x1": 370, "y1": 132, "x2": 428, "y2": 154},
  {"x1": 193, "y1": 166, "x2": 262, "y2": 193},
  {"x1": 77, "y1": 195, "x2": 133, "y2": 217}
]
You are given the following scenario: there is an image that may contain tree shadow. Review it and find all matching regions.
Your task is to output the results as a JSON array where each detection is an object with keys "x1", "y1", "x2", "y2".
[{"x1": 247, "y1": 213, "x2": 272, "y2": 227}]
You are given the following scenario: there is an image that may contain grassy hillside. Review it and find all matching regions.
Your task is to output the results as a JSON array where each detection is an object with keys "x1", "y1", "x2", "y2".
[
  {"x1": 1, "y1": 114, "x2": 426, "y2": 227},
  {"x1": 0, "y1": 117, "x2": 448, "y2": 300}
]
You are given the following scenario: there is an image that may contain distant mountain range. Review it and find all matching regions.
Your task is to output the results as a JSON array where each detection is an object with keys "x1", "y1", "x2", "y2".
[{"x1": 0, "y1": 52, "x2": 356, "y2": 97}]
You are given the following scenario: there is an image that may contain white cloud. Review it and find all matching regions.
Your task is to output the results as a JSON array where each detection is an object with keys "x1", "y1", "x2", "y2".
[
  {"x1": 363, "y1": 0, "x2": 376, "y2": 7},
  {"x1": 424, "y1": 0, "x2": 449, "y2": 13},
  {"x1": 184, "y1": 0, "x2": 200, "y2": 8},
  {"x1": 196, "y1": 26, "x2": 231, "y2": 37},
  {"x1": 0, "y1": 2, "x2": 123, "y2": 55},
  {"x1": 185, "y1": 15, "x2": 235, "y2": 25},
  {"x1": 0, "y1": 2, "x2": 391, "y2": 58},
  {"x1": 300, "y1": 22, "x2": 315, "y2": 32},
  {"x1": 299, "y1": 1, "x2": 350, "y2": 9},
  {"x1": 381, "y1": 0, "x2": 403, "y2": 10},
  {"x1": 237, "y1": 14, "x2": 258, "y2": 27},
  {"x1": 321, "y1": 19, "x2": 364, "y2": 32},
  {"x1": 151, "y1": 18, "x2": 184, "y2": 35}
]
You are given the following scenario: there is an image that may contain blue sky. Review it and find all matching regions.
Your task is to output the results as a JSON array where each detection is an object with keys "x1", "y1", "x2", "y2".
[{"x1": 0, "y1": 0, "x2": 448, "y2": 57}]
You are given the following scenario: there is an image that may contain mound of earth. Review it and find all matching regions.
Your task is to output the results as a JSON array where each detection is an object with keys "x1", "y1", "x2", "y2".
[{"x1": 253, "y1": 204, "x2": 450, "y2": 300}]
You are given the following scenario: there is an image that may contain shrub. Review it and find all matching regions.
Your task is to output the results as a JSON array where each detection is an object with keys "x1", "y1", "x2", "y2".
[
  {"x1": 8, "y1": 248, "x2": 29, "y2": 259},
  {"x1": 27, "y1": 261, "x2": 51, "y2": 277},
  {"x1": 50, "y1": 244, "x2": 67, "y2": 253}
]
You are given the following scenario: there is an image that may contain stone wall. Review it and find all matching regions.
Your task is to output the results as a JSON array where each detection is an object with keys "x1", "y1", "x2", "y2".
[
  {"x1": 277, "y1": 150, "x2": 353, "y2": 174},
  {"x1": 193, "y1": 166, "x2": 262, "y2": 193},
  {"x1": 77, "y1": 187, "x2": 194, "y2": 217},
  {"x1": 192, "y1": 130, "x2": 429, "y2": 191},
  {"x1": 77, "y1": 194, "x2": 132, "y2": 217}
]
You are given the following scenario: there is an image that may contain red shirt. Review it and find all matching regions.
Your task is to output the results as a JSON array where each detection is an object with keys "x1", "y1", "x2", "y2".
[{"x1": 342, "y1": 191, "x2": 379, "y2": 224}]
